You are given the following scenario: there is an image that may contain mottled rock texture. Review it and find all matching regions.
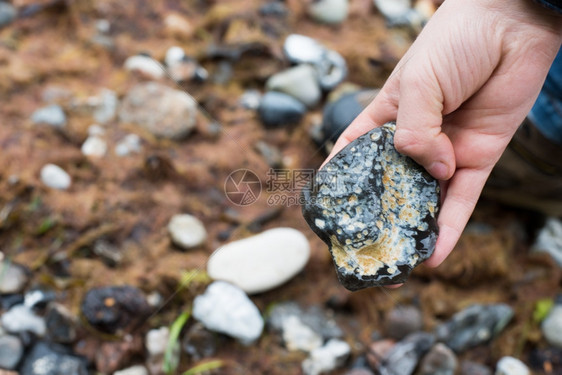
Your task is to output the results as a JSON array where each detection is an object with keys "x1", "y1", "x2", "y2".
[{"x1": 302, "y1": 122, "x2": 440, "y2": 290}]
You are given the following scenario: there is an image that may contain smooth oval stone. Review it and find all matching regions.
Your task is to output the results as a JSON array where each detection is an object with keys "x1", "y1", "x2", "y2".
[
  {"x1": 266, "y1": 64, "x2": 321, "y2": 108},
  {"x1": 257, "y1": 91, "x2": 307, "y2": 128},
  {"x1": 302, "y1": 122, "x2": 440, "y2": 290},
  {"x1": 207, "y1": 228, "x2": 310, "y2": 294}
]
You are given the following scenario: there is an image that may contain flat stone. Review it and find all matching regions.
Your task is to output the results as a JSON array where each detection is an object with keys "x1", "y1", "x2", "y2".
[
  {"x1": 302, "y1": 122, "x2": 440, "y2": 289},
  {"x1": 418, "y1": 343, "x2": 458, "y2": 375},
  {"x1": 0, "y1": 261, "x2": 28, "y2": 294},
  {"x1": 192, "y1": 281, "x2": 263, "y2": 344},
  {"x1": 31, "y1": 105, "x2": 66, "y2": 128},
  {"x1": 40, "y1": 164, "x2": 71, "y2": 190},
  {"x1": 266, "y1": 64, "x2": 321, "y2": 108},
  {"x1": 257, "y1": 92, "x2": 307, "y2": 128},
  {"x1": 1, "y1": 304, "x2": 46, "y2": 336},
  {"x1": 119, "y1": 82, "x2": 197, "y2": 140},
  {"x1": 168, "y1": 214, "x2": 207, "y2": 250},
  {"x1": 308, "y1": 0, "x2": 349, "y2": 24},
  {"x1": 542, "y1": 305, "x2": 562, "y2": 348},
  {"x1": 0, "y1": 334, "x2": 23, "y2": 370},
  {"x1": 495, "y1": 357, "x2": 530, "y2": 375},
  {"x1": 436, "y1": 304, "x2": 514, "y2": 353},
  {"x1": 302, "y1": 339, "x2": 351, "y2": 375},
  {"x1": 208, "y1": 228, "x2": 310, "y2": 294}
]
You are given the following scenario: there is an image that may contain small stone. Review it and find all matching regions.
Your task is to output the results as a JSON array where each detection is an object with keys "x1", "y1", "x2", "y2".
[
  {"x1": 81, "y1": 135, "x2": 107, "y2": 157},
  {"x1": 495, "y1": 357, "x2": 530, "y2": 375},
  {"x1": 239, "y1": 90, "x2": 262, "y2": 110},
  {"x1": 24, "y1": 288, "x2": 56, "y2": 309},
  {"x1": 308, "y1": 0, "x2": 349, "y2": 24},
  {"x1": 0, "y1": 261, "x2": 28, "y2": 294},
  {"x1": 259, "y1": 2, "x2": 288, "y2": 16},
  {"x1": 113, "y1": 365, "x2": 149, "y2": 375},
  {"x1": 436, "y1": 304, "x2": 514, "y2": 353},
  {"x1": 1, "y1": 304, "x2": 46, "y2": 336},
  {"x1": 31, "y1": 105, "x2": 66, "y2": 128},
  {"x1": 81, "y1": 285, "x2": 151, "y2": 334},
  {"x1": 146, "y1": 327, "x2": 169, "y2": 357},
  {"x1": 207, "y1": 228, "x2": 310, "y2": 294},
  {"x1": 302, "y1": 339, "x2": 351, "y2": 375},
  {"x1": 366, "y1": 339, "x2": 395, "y2": 369},
  {"x1": 93, "y1": 89, "x2": 118, "y2": 124},
  {"x1": 167, "y1": 214, "x2": 207, "y2": 250},
  {"x1": 165, "y1": 47, "x2": 198, "y2": 82},
  {"x1": 461, "y1": 360, "x2": 493, "y2": 375},
  {"x1": 165, "y1": 46, "x2": 186, "y2": 67},
  {"x1": 20, "y1": 341, "x2": 88, "y2": 375},
  {"x1": 266, "y1": 65, "x2": 321, "y2": 108},
  {"x1": 182, "y1": 322, "x2": 217, "y2": 361},
  {"x1": 124, "y1": 55, "x2": 165, "y2": 80},
  {"x1": 95, "y1": 335, "x2": 144, "y2": 374},
  {"x1": 315, "y1": 50, "x2": 348, "y2": 90},
  {"x1": 532, "y1": 217, "x2": 562, "y2": 267},
  {"x1": 115, "y1": 134, "x2": 142, "y2": 156},
  {"x1": 40, "y1": 164, "x2": 71, "y2": 190},
  {"x1": 302, "y1": 123, "x2": 440, "y2": 289},
  {"x1": 384, "y1": 305, "x2": 423, "y2": 340},
  {"x1": 192, "y1": 281, "x2": 264, "y2": 344},
  {"x1": 542, "y1": 305, "x2": 562, "y2": 348},
  {"x1": 0, "y1": 2, "x2": 17, "y2": 28},
  {"x1": 46, "y1": 303, "x2": 77, "y2": 344},
  {"x1": 373, "y1": 0, "x2": 411, "y2": 20},
  {"x1": 377, "y1": 332, "x2": 435, "y2": 375},
  {"x1": 96, "y1": 19, "x2": 110, "y2": 33},
  {"x1": 258, "y1": 91, "x2": 307, "y2": 128},
  {"x1": 282, "y1": 315, "x2": 323, "y2": 352},
  {"x1": 164, "y1": 13, "x2": 193, "y2": 38},
  {"x1": 119, "y1": 82, "x2": 197, "y2": 140},
  {"x1": 418, "y1": 343, "x2": 458, "y2": 375},
  {"x1": 0, "y1": 334, "x2": 23, "y2": 370}
]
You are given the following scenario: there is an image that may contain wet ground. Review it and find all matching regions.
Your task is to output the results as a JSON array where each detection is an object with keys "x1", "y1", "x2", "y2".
[{"x1": 0, "y1": 0, "x2": 561, "y2": 374}]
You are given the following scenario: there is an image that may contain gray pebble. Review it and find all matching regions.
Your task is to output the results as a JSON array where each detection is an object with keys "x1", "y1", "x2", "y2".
[
  {"x1": 266, "y1": 65, "x2": 321, "y2": 108},
  {"x1": 378, "y1": 332, "x2": 435, "y2": 375},
  {"x1": 418, "y1": 343, "x2": 458, "y2": 375},
  {"x1": 20, "y1": 341, "x2": 88, "y2": 375},
  {"x1": 0, "y1": 334, "x2": 23, "y2": 370},
  {"x1": 257, "y1": 91, "x2": 306, "y2": 128},
  {"x1": 302, "y1": 339, "x2": 351, "y2": 375},
  {"x1": 542, "y1": 305, "x2": 562, "y2": 348},
  {"x1": 40, "y1": 164, "x2": 71, "y2": 190},
  {"x1": 461, "y1": 360, "x2": 493, "y2": 375},
  {"x1": 532, "y1": 217, "x2": 562, "y2": 267},
  {"x1": 0, "y1": 261, "x2": 28, "y2": 294},
  {"x1": 31, "y1": 105, "x2": 66, "y2": 128}
]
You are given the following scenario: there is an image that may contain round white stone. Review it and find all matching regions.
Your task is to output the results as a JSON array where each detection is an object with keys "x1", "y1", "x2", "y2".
[
  {"x1": 167, "y1": 214, "x2": 207, "y2": 249},
  {"x1": 124, "y1": 55, "x2": 165, "y2": 79},
  {"x1": 308, "y1": 0, "x2": 349, "y2": 24},
  {"x1": 542, "y1": 305, "x2": 562, "y2": 348},
  {"x1": 495, "y1": 356, "x2": 530, "y2": 375},
  {"x1": 284, "y1": 34, "x2": 326, "y2": 64},
  {"x1": 266, "y1": 65, "x2": 321, "y2": 108},
  {"x1": 145, "y1": 326, "x2": 169, "y2": 357},
  {"x1": 81, "y1": 136, "x2": 107, "y2": 157},
  {"x1": 192, "y1": 281, "x2": 263, "y2": 343},
  {"x1": 207, "y1": 227, "x2": 310, "y2": 294},
  {"x1": 165, "y1": 46, "x2": 186, "y2": 67},
  {"x1": 40, "y1": 164, "x2": 71, "y2": 190},
  {"x1": 373, "y1": 0, "x2": 411, "y2": 19}
]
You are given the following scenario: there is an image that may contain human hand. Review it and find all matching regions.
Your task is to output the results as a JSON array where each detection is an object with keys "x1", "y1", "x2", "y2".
[{"x1": 326, "y1": 0, "x2": 562, "y2": 267}]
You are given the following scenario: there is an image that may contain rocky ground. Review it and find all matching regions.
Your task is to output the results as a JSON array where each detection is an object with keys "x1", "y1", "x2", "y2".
[{"x1": 0, "y1": 0, "x2": 561, "y2": 374}]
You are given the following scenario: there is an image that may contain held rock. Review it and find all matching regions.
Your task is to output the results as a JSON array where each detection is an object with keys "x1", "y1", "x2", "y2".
[{"x1": 302, "y1": 122, "x2": 440, "y2": 290}]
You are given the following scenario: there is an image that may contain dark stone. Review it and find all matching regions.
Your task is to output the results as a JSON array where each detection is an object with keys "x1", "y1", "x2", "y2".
[
  {"x1": 384, "y1": 305, "x2": 423, "y2": 340},
  {"x1": 81, "y1": 285, "x2": 151, "y2": 334},
  {"x1": 0, "y1": 334, "x2": 23, "y2": 370},
  {"x1": 0, "y1": 294, "x2": 24, "y2": 310},
  {"x1": 46, "y1": 303, "x2": 77, "y2": 344},
  {"x1": 20, "y1": 341, "x2": 88, "y2": 375},
  {"x1": 528, "y1": 347, "x2": 562, "y2": 373},
  {"x1": 182, "y1": 323, "x2": 217, "y2": 361},
  {"x1": 257, "y1": 91, "x2": 306, "y2": 128},
  {"x1": 377, "y1": 332, "x2": 435, "y2": 375},
  {"x1": 302, "y1": 122, "x2": 440, "y2": 290},
  {"x1": 435, "y1": 304, "x2": 514, "y2": 353}
]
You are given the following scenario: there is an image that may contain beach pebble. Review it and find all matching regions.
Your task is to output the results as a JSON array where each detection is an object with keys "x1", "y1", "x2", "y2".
[
  {"x1": 302, "y1": 339, "x2": 351, "y2": 375},
  {"x1": 31, "y1": 105, "x2": 66, "y2": 128},
  {"x1": 40, "y1": 164, "x2": 71, "y2": 190},
  {"x1": 266, "y1": 65, "x2": 321, "y2": 108},
  {"x1": 168, "y1": 214, "x2": 207, "y2": 250},
  {"x1": 1, "y1": 304, "x2": 46, "y2": 336},
  {"x1": 542, "y1": 304, "x2": 562, "y2": 348},
  {"x1": 124, "y1": 55, "x2": 165, "y2": 80},
  {"x1": 0, "y1": 261, "x2": 28, "y2": 294},
  {"x1": 495, "y1": 357, "x2": 530, "y2": 375}
]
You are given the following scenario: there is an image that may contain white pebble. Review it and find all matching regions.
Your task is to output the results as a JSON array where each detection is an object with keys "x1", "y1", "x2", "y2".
[
  {"x1": 282, "y1": 315, "x2": 323, "y2": 352},
  {"x1": 113, "y1": 365, "x2": 148, "y2": 375},
  {"x1": 81, "y1": 136, "x2": 107, "y2": 157},
  {"x1": 1, "y1": 304, "x2": 46, "y2": 336},
  {"x1": 124, "y1": 55, "x2": 165, "y2": 79},
  {"x1": 302, "y1": 339, "x2": 351, "y2": 375},
  {"x1": 167, "y1": 214, "x2": 207, "y2": 249},
  {"x1": 115, "y1": 134, "x2": 142, "y2": 156},
  {"x1": 88, "y1": 124, "x2": 106, "y2": 136},
  {"x1": 495, "y1": 357, "x2": 530, "y2": 375},
  {"x1": 40, "y1": 164, "x2": 71, "y2": 190},
  {"x1": 165, "y1": 46, "x2": 186, "y2": 67},
  {"x1": 146, "y1": 327, "x2": 169, "y2": 357}
]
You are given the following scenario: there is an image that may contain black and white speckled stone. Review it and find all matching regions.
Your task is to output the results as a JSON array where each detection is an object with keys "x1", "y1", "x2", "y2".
[{"x1": 302, "y1": 122, "x2": 440, "y2": 290}]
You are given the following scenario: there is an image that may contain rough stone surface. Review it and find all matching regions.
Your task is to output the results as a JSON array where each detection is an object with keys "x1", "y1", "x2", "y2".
[
  {"x1": 257, "y1": 91, "x2": 306, "y2": 128},
  {"x1": 436, "y1": 304, "x2": 514, "y2": 353},
  {"x1": 119, "y1": 82, "x2": 197, "y2": 140},
  {"x1": 31, "y1": 105, "x2": 66, "y2": 128},
  {"x1": 302, "y1": 339, "x2": 351, "y2": 375},
  {"x1": 266, "y1": 64, "x2": 321, "y2": 108},
  {"x1": 1, "y1": 304, "x2": 46, "y2": 336},
  {"x1": 384, "y1": 305, "x2": 423, "y2": 340},
  {"x1": 208, "y1": 228, "x2": 310, "y2": 294},
  {"x1": 377, "y1": 332, "x2": 435, "y2": 375},
  {"x1": 167, "y1": 214, "x2": 207, "y2": 250},
  {"x1": 541, "y1": 304, "x2": 562, "y2": 348},
  {"x1": 0, "y1": 261, "x2": 28, "y2": 294},
  {"x1": 192, "y1": 281, "x2": 264, "y2": 343},
  {"x1": 302, "y1": 122, "x2": 440, "y2": 289},
  {"x1": 40, "y1": 164, "x2": 71, "y2": 190},
  {"x1": 20, "y1": 341, "x2": 88, "y2": 375},
  {"x1": 495, "y1": 356, "x2": 530, "y2": 375},
  {"x1": 0, "y1": 334, "x2": 24, "y2": 370},
  {"x1": 81, "y1": 285, "x2": 151, "y2": 334},
  {"x1": 418, "y1": 343, "x2": 458, "y2": 375}
]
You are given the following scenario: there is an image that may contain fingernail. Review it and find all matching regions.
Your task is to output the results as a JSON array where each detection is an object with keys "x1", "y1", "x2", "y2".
[{"x1": 429, "y1": 161, "x2": 449, "y2": 180}]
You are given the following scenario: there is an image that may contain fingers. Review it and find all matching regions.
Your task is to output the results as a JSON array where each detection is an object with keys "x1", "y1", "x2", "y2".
[
  {"x1": 424, "y1": 167, "x2": 491, "y2": 268},
  {"x1": 394, "y1": 69, "x2": 456, "y2": 181}
]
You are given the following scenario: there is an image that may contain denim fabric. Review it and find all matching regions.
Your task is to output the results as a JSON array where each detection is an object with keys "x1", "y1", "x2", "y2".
[{"x1": 529, "y1": 47, "x2": 562, "y2": 145}]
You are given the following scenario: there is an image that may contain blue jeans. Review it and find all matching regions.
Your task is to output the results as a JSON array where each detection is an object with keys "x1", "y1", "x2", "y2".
[{"x1": 529, "y1": 47, "x2": 562, "y2": 145}]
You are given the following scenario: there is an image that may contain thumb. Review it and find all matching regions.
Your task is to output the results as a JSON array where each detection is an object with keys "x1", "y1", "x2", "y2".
[{"x1": 394, "y1": 68, "x2": 455, "y2": 180}]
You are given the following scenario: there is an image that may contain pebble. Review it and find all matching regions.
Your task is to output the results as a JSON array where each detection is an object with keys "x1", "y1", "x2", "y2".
[
  {"x1": 31, "y1": 104, "x2": 67, "y2": 128},
  {"x1": 81, "y1": 135, "x2": 107, "y2": 157},
  {"x1": 24, "y1": 288, "x2": 56, "y2": 309},
  {"x1": 167, "y1": 214, "x2": 207, "y2": 250},
  {"x1": 146, "y1": 326, "x2": 169, "y2": 357},
  {"x1": 266, "y1": 65, "x2": 321, "y2": 107},
  {"x1": 93, "y1": 89, "x2": 118, "y2": 124},
  {"x1": 259, "y1": 2, "x2": 288, "y2": 16},
  {"x1": 119, "y1": 82, "x2": 198, "y2": 140},
  {"x1": 436, "y1": 304, "x2": 514, "y2": 352},
  {"x1": 282, "y1": 315, "x2": 323, "y2": 352},
  {"x1": 207, "y1": 228, "x2": 310, "y2": 294},
  {"x1": 315, "y1": 49, "x2": 348, "y2": 90},
  {"x1": 1, "y1": 304, "x2": 46, "y2": 336},
  {"x1": 495, "y1": 357, "x2": 530, "y2": 375},
  {"x1": 268, "y1": 302, "x2": 343, "y2": 340},
  {"x1": 182, "y1": 322, "x2": 217, "y2": 360},
  {"x1": 165, "y1": 46, "x2": 186, "y2": 67},
  {"x1": 377, "y1": 332, "x2": 435, "y2": 375},
  {"x1": 81, "y1": 285, "x2": 151, "y2": 334},
  {"x1": 418, "y1": 343, "x2": 458, "y2": 375},
  {"x1": 532, "y1": 217, "x2": 562, "y2": 267},
  {"x1": 115, "y1": 134, "x2": 142, "y2": 156},
  {"x1": 461, "y1": 360, "x2": 493, "y2": 375},
  {"x1": 0, "y1": 261, "x2": 28, "y2": 294},
  {"x1": 302, "y1": 123, "x2": 440, "y2": 289},
  {"x1": 239, "y1": 89, "x2": 262, "y2": 110},
  {"x1": 40, "y1": 164, "x2": 71, "y2": 190},
  {"x1": 302, "y1": 339, "x2": 351, "y2": 375},
  {"x1": 113, "y1": 365, "x2": 149, "y2": 375},
  {"x1": 542, "y1": 304, "x2": 562, "y2": 348},
  {"x1": 165, "y1": 47, "x2": 199, "y2": 82},
  {"x1": 308, "y1": 0, "x2": 349, "y2": 24},
  {"x1": 192, "y1": 281, "x2": 264, "y2": 344},
  {"x1": 20, "y1": 341, "x2": 88, "y2": 375},
  {"x1": 384, "y1": 305, "x2": 423, "y2": 340},
  {"x1": 366, "y1": 339, "x2": 395, "y2": 369},
  {"x1": 123, "y1": 54, "x2": 165, "y2": 80},
  {"x1": 373, "y1": 0, "x2": 411, "y2": 21},
  {"x1": 0, "y1": 2, "x2": 17, "y2": 28},
  {"x1": 0, "y1": 334, "x2": 24, "y2": 370},
  {"x1": 45, "y1": 303, "x2": 77, "y2": 344}
]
